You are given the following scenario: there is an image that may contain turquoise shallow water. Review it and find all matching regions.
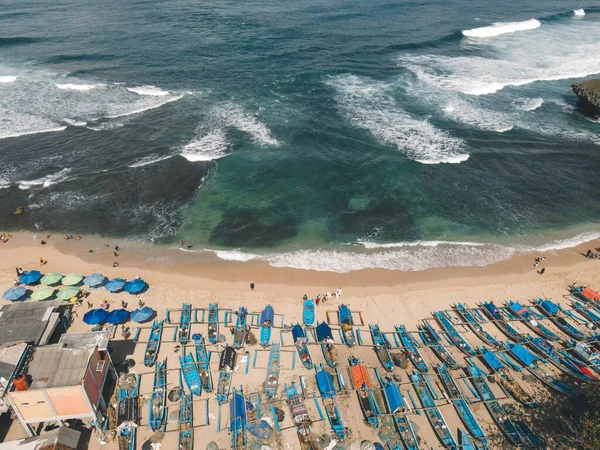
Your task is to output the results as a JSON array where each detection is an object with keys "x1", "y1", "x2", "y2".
[{"x1": 1, "y1": 1, "x2": 600, "y2": 271}]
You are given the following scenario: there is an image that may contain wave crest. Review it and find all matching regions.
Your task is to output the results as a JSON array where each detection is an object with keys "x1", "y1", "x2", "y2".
[{"x1": 462, "y1": 19, "x2": 541, "y2": 38}]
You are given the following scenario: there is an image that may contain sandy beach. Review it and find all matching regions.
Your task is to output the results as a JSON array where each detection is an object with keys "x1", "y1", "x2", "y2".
[{"x1": 2, "y1": 232, "x2": 600, "y2": 450}]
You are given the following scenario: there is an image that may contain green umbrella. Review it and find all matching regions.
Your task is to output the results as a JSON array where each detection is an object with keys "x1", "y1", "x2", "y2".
[
  {"x1": 40, "y1": 272, "x2": 63, "y2": 286},
  {"x1": 57, "y1": 286, "x2": 79, "y2": 300},
  {"x1": 62, "y1": 273, "x2": 83, "y2": 286},
  {"x1": 31, "y1": 287, "x2": 56, "y2": 301}
]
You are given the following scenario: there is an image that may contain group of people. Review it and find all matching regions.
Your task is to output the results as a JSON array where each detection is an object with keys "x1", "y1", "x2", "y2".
[
  {"x1": 305, "y1": 287, "x2": 342, "y2": 306},
  {"x1": 585, "y1": 249, "x2": 600, "y2": 259},
  {"x1": 1, "y1": 233, "x2": 12, "y2": 243},
  {"x1": 534, "y1": 257, "x2": 546, "y2": 275}
]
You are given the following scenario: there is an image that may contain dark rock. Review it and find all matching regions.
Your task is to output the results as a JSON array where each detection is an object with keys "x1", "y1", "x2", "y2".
[{"x1": 572, "y1": 78, "x2": 600, "y2": 114}]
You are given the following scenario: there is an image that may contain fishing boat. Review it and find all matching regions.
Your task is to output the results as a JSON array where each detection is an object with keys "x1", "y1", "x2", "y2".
[
  {"x1": 144, "y1": 319, "x2": 163, "y2": 367},
  {"x1": 285, "y1": 381, "x2": 313, "y2": 447},
  {"x1": 433, "y1": 311, "x2": 476, "y2": 356},
  {"x1": 527, "y1": 337, "x2": 596, "y2": 382},
  {"x1": 230, "y1": 387, "x2": 247, "y2": 450},
  {"x1": 565, "y1": 340, "x2": 600, "y2": 374},
  {"x1": 396, "y1": 325, "x2": 428, "y2": 373},
  {"x1": 207, "y1": 303, "x2": 219, "y2": 344},
  {"x1": 292, "y1": 324, "x2": 313, "y2": 370},
  {"x1": 479, "y1": 302, "x2": 527, "y2": 343},
  {"x1": 233, "y1": 306, "x2": 249, "y2": 349},
  {"x1": 339, "y1": 304, "x2": 356, "y2": 347},
  {"x1": 436, "y1": 364, "x2": 487, "y2": 447},
  {"x1": 459, "y1": 430, "x2": 477, "y2": 450},
  {"x1": 374, "y1": 370, "x2": 419, "y2": 450},
  {"x1": 179, "y1": 353, "x2": 202, "y2": 396},
  {"x1": 259, "y1": 305, "x2": 274, "y2": 347},
  {"x1": 315, "y1": 364, "x2": 347, "y2": 441},
  {"x1": 117, "y1": 376, "x2": 140, "y2": 450},
  {"x1": 514, "y1": 421, "x2": 547, "y2": 449},
  {"x1": 348, "y1": 356, "x2": 382, "y2": 429},
  {"x1": 178, "y1": 391, "x2": 193, "y2": 450},
  {"x1": 410, "y1": 371, "x2": 457, "y2": 449},
  {"x1": 149, "y1": 359, "x2": 167, "y2": 432},
  {"x1": 179, "y1": 303, "x2": 192, "y2": 344},
  {"x1": 571, "y1": 300, "x2": 600, "y2": 325},
  {"x1": 418, "y1": 323, "x2": 460, "y2": 369},
  {"x1": 303, "y1": 299, "x2": 315, "y2": 326},
  {"x1": 453, "y1": 304, "x2": 499, "y2": 346},
  {"x1": 533, "y1": 299, "x2": 586, "y2": 341},
  {"x1": 265, "y1": 343, "x2": 280, "y2": 400},
  {"x1": 370, "y1": 324, "x2": 394, "y2": 372},
  {"x1": 316, "y1": 322, "x2": 338, "y2": 367},
  {"x1": 465, "y1": 363, "x2": 523, "y2": 446},
  {"x1": 216, "y1": 345, "x2": 236, "y2": 404},
  {"x1": 571, "y1": 285, "x2": 600, "y2": 303},
  {"x1": 193, "y1": 334, "x2": 213, "y2": 392},
  {"x1": 505, "y1": 300, "x2": 559, "y2": 341}
]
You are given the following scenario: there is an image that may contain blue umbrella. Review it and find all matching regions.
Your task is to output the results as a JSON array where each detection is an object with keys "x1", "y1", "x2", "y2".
[
  {"x1": 124, "y1": 279, "x2": 147, "y2": 294},
  {"x1": 3, "y1": 286, "x2": 27, "y2": 301},
  {"x1": 130, "y1": 306, "x2": 154, "y2": 323},
  {"x1": 106, "y1": 309, "x2": 129, "y2": 324},
  {"x1": 19, "y1": 270, "x2": 41, "y2": 285},
  {"x1": 83, "y1": 273, "x2": 105, "y2": 287},
  {"x1": 104, "y1": 278, "x2": 126, "y2": 293},
  {"x1": 83, "y1": 308, "x2": 108, "y2": 325}
]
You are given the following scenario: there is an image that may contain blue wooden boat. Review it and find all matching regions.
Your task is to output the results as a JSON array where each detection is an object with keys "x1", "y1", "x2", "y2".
[
  {"x1": 565, "y1": 340, "x2": 600, "y2": 374},
  {"x1": 533, "y1": 299, "x2": 586, "y2": 341},
  {"x1": 433, "y1": 311, "x2": 476, "y2": 356},
  {"x1": 396, "y1": 325, "x2": 428, "y2": 373},
  {"x1": 571, "y1": 300, "x2": 600, "y2": 325},
  {"x1": 315, "y1": 364, "x2": 347, "y2": 441},
  {"x1": 149, "y1": 359, "x2": 167, "y2": 432},
  {"x1": 505, "y1": 300, "x2": 559, "y2": 341},
  {"x1": 117, "y1": 375, "x2": 140, "y2": 450},
  {"x1": 418, "y1": 324, "x2": 460, "y2": 369},
  {"x1": 178, "y1": 390, "x2": 193, "y2": 450},
  {"x1": 316, "y1": 322, "x2": 338, "y2": 367},
  {"x1": 265, "y1": 343, "x2": 280, "y2": 400},
  {"x1": 459, "y1": 430, "x2": 477, "y2": 450},
  {"x1": 571, "y1": 285, "x2": 600, "y2": 303},
  {"x1": 303, "y1": 299, "x2": 315, "y2": 326},
  {"x1": 339, "y1": 304, "x2": 356, "y2": 347},
  {"x1": 179, "y1": 353, "x2": 202, "y2": 396},
  {"x1": 207, "y1": 303, "x2": 219, "y2": 344},
  {"x1": 230, "y1": 387, "x2": 247, "y2": 450},
  {"x1": 217, "y1": 345, "x2": 236, "y2": 404},
  {"x1": 349, "y1": 356, "x2": 382, "y2": 429},
  {"x1": 193, "y1": 334, "x2": 213, "y2": 393},
  {"x1": 465, "y1": 363, "x2": 523, "y2": 446},
  {"x1": 453, "y1": 304, "x2": 499, "y2": 346},
  {"x1": 259, "y1": 305, "x2": 274, "y2": 348},
  {"x1": 370, "y1": 324, "x2": 394, "y2": 372},
  {"x1": 527, "y1": 337, "x2": 596, "y2": 382},
  {"x1": 233, "y1": 306, "x2": 249, "y2": 349},
  {"x1": 479, "y1": 302, "x2": 527, "y2": 343},
  {"x1": 144, "y1": 319, "x2": 163, "y2": 367},
  {"x1": 514, "y1": 421, "x2": 547, "y2": 449},
  {"x1": 436, "y1": 364, "x2": 487, "y2": 447},
  {"x1": 285, "y1": 381, "x2": 312, "y2": 442},
  {"x1": 292, "y1": 324, "x2": 313, "y2": 370},
  {"x1": 374, "y1": 369, "x2": 419, "y2": 450},
  {"x1": 410, "y1": 371, "x2": 457, "y2": 449},
  {"x1": 178, "y1": 303, "x2": 192, "y2": 344}
]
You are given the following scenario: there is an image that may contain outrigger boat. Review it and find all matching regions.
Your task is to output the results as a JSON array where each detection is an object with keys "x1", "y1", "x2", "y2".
[
  {"x1": 410, "y1": 371, "x2": 457, "y2": 449},
  {"x1": 315, "y1": 364, "x2": 347, "y2": 441},
  {"x1": 144, "y1": 319, "x2": 163, "y2": 367},
  {"x1": 193, "y1": 334, "x2": 213, "y2": 393},
  {"x1": 505, "y1": 300, "x2": 559, "y2": 341},
  {"x1": 259, "y1": 305, "x2": 274, "y2": 347},
  {"x1": 303, "y1": 298, "x2": 315, "y2": 326},
  {"x1": 178, "y1": 390, "x2": 193, "y2": 450},
  {"x1": 370, "y1": 324, "x2": 394, "y2": 372},
  {"x1": 233, "y1": 306, "x2": 249, "y2": 349},
  {"x1": 216, "y1": 345, "x2": 236, "y2": 404},
  {"x1": 230, "y1": 387, "x2": 247, "y2": 450},
  {"x1": 527, "y1": 337, "x2": 596, "y2": 382},
  {"x1": 418, "y1": 323, "x2": 460, "y2": 369},
  {"x1": 436, "y1": 364, "x2": 487, "y2": 448},
  {"x1": 349, "y1": 356, "x2": 382, "y2": 429},
  {"x1": 316, "y1": 322, "x2": 338, "y2": 367},
  {"x1": 265, "y1": 343, "x2": 280, "y2": 400},
  {"x1": 179, "y1": 353, "x2": 202, "y2": 396},
  {"x1": 571, "y1": 285, "x2": 600, "y2": 303},
  {"x1": 480, "y1": 302, "x2": 527, "y2": 343},
  {"x1": 149, "y1": 359, "x2": 167, "y2": 432},
  {"x1": 571, "y1": 301, "x2": 600, "y2": 326},
  {"x1": 285, "y1": 381, "x2": 313, "y2": 448},
  {"x1": 117, "y1": 375, "x2": 140, "y2": 450},
  {"x1": 565, "y1": 340, "x2": 600, "y2": 374},
  {"x1": 207, "y1": 303, "x2": 219, "y2": 344},
  {"x1": 374, "y1": 370, "x2": 419, "y2": 450},
  {"x1": 453, "y1": 304, "x2": 499, "y2": 347},
  {"x1": 179, "y1": 303, "x2": 192, "y2": 344},
  {"x1": 459, "y1": 429, "x2": 477, "y2": 450},
  {"x1": 514, "y1": 421, "x2": 547, "y2": 449},
  {"x1": 292, "y1": 324, "x2": 314, "y2": 370},
  {"x1": 533, "y1": 299, "x2": 586, "y2": 341},
  {"x1": 433, "y1": 311, "x2": 476, "y2": 356},
  {"x1": 396, "y1": 325, "x2": 428, "y2": 373},
  {"x1": 339, "y1": 304, "x2": 356, "y2": 347}
]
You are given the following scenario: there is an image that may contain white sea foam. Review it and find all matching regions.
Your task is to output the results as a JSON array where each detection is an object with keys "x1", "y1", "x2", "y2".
[
  {"x1": 180, "y1": 129, "x2": 230, "y2": 162},
  {"x1": 573, "y1": 9, "x2": 585, "y2": 17},
  {"x1": 55, "y1": 83, "x2": 104, "y2": 91},
  {"x1": 0, "y1": 76, "x2": 18, "y2": 83},
  {"x1": 128, "y1": 154, "x2": 174, "y2": 168},
  {"x1": 443, "y1": 98, "x2": 514, "y2": 132},
  {"x1": 513, "y1": 97, "x2": 543, "y2": 111},
  {"x1": 529, "y1": 231, "x2": 600, "y2": 252},
  {"x1": 18, "y1": 168, "x2": 71, "y2": 190},
  {"x1": 327, "y1": 74, "x2": 468, "y2": 164},
  {"x1": 214, "y1": 103, "x2": 279, "y2": 147},
  {"x1": 103, "y1": 94, "x2": 183, "y2": 119},
  {"x1": 0, "y1": 178, "x2": 10, "y2": 189},
  {"x1": 358, "y1": 239, "x2": 486, "y2": 249},
  {"x1": 462, "y1": 19, "x2": 541, "y2": 38},
  {"x1": 0, "y1": 123, "x2": 67, "y2": 140},
  {"x1": 127, "y1": 85, "x2": 170, "y2": 96},
  {"x1": 62, "y1": 118, "x2": 87, "y2": 127},
  {"x1": 214, "y1": 250, "x2": 260, "y2": 262}
]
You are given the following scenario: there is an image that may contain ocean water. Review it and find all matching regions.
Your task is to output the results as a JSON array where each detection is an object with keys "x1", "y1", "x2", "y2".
[{"x1": 1, "y1": 0, "x2": 600, "y2": 272}]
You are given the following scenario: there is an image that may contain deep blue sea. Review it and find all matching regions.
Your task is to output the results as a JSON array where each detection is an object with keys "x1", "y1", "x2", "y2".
[{"x1": 1, "y1": 1, "x2": 600, "y2": 271}]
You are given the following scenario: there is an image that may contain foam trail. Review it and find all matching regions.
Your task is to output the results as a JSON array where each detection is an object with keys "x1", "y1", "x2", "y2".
[
  {"x1": 0, "y1": 178, "x2": 10, "y2": 189},
  {"x1": 214, "y1": 250, "x2": 260, "y2": 262},
  {"x1": 443, "y1": 98, "x2": 514, "y2": 132},
  {"x1": 531, "y1": 231, "x2": 600, "y2": 252},
  {"x1": 128, "y1": 154, "x2": 174, "y2": 168},
  {"x1": 0, "y1": 126, "x2": 67, "y2": 140},
  {"x1": 18, "y1": 168, "x2": 71, "y2": 190},
  {"x1": 0, "y1": 76, "x2": 18, "y2": 83},
  {"x1": 513, "y1": 97, "x2": 543, "y2": 111},
  {"x1": 573, "y1": 9, "x2": 585, "y2": 17},
  {"x1": 180, "y1": 129, "x2": 230, "y2": 162},
  {"x1": 55, "y1": 83, "x2": 104, "y2": 91},
  {"x1": 127, "y1": 85, "x2": 170, "y2": 96},
  {"x1": 103, "y1": 94, "x2": 183, "y2": 119},
  {"x1": 214, "y1": 103, "x2": 279, "y2": 147},
  {"x1": 462, "y1": 19, "x2": 541, "y2": 38},
  {"x1": 62, "y1": 118, "x2": 87, "y2": 127}
]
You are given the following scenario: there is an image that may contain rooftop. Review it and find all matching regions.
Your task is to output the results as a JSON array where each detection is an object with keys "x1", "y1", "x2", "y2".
[
  {"x1": 59, "y1": 330, "x2": 110, "y2": 351},
  {"x1": 0, "y1": 426, "x2": 81, "y2": 449},
  {"x1": 0, "y1": 301, "x2": 63, "y2": 348}
]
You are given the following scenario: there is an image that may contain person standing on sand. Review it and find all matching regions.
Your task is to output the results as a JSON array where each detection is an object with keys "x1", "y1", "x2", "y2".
[
  {"x1": 180, "y1": 240, "x2": 184, "y2": 248},
  {"x1": 250, "y1": 281, "x2": 255, "y2": 291}
]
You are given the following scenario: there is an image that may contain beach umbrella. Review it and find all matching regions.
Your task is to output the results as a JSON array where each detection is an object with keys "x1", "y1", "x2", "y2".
[
  {"x1": 106, "y1": 309, "x2": 129, "y2": 324},
  {"x1": 130, "y1": 306, "x2": 154, "y2": 323},
  {"x1": 124, "y1": 279, "x2": 147, "y2": 294},
  {"x1": 62, "y1": 273, "x2": 83, "y2": 286},
  {"x1": 3, "y1": 286, "x2": 27, "y2": 301},
  {"x1": 57, "y1": 286, "x2": 80, "y2": 301},
  {"x1": 40, "y1": 272, "x2": 63, "y2": 286},
  {"x1": 83, "y1": 308, "x2": 108, "y2": 325},
  {"x1": 19, "y1": 270, "x2": 41, "y2": 285},
  {"x1": 104, "y1": 278, "x2": 126, "y2": 293},
  {"x1": 83, "y1": 273, "x2": 105, "y2": 287},
  {"x1": 31, "y1": 287, "x2": 55, "y2": 301}
]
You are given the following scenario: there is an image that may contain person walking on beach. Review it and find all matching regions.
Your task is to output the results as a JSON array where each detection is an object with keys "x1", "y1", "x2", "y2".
[
  {"x1": 316, "y1": 294, "x2": 321, "y2": 306},
  {"x1": 250, "y1": 281, "x2": 255, "y2": 291}
]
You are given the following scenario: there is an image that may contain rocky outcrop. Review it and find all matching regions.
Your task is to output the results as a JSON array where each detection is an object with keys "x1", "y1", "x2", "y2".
[{"x1": 572, "y1": 78, "x2": 600, "y2": 114}]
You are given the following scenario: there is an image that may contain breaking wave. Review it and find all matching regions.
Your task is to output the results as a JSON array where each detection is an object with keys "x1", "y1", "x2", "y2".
[
  {"x1": 17, "y1": 168, "x2": 72, "y2": 190},
  {"x1": 573, "y1": 9, "x2": 585, "y2": 17},
  {"x1": 128, "y1": 154, "x2": 174, "y2": 168},
  {"x1": 55, "y1": 83, "x2": 104, "y2": 91},
  {"x1": 0, "y1": 76, "x2": 18, "y2": 83},
  {"x1": 462, "y1": 19, "x2": 541, "y2": 38},
  {"x1": 180, "y1": 129, "x2": 230, "y2": 162},
  {"x1": 513, "y1": 97, "x2": 544, "y2": 111},
  {"x1": 127, "y1": 85, "x2": 170, "y2": 96}
]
